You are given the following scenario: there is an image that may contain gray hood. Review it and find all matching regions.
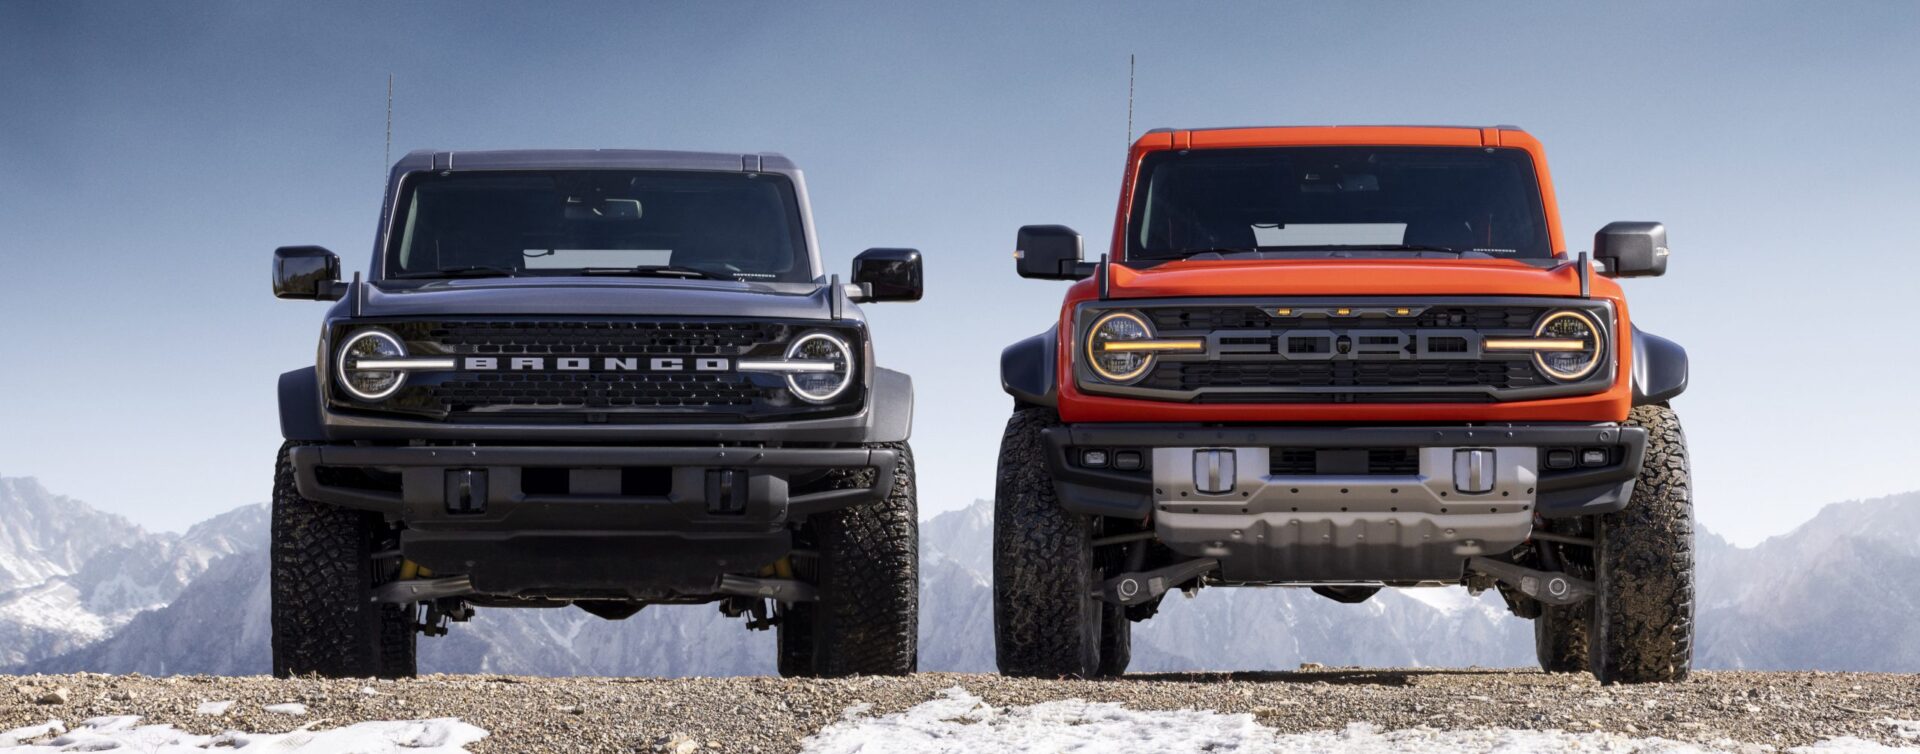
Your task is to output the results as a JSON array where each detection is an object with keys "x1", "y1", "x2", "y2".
[{"x1": 353, "y1": 277, "x2": 844, "y2": 320}]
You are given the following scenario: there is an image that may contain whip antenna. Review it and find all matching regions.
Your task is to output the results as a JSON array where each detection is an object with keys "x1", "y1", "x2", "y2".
[
  {"x1": 1126, "y1": 54, "x2": 1135, "y2": 146},
  {"x1": 387, "y1": 73, "x2": 395, "y2": 171}
]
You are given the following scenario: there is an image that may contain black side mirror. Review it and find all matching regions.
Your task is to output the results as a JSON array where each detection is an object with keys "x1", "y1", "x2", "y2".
[
  {"x1": 850, "y1": 248, "x2": 923, "y2": 302},
  {"x1": 1593, "y1": 222, "x2": 1669, "y2": 278},
  {"x1": 273, "y1": 245, "x2": 346, "y2": 300},
  {"x1": 1016, "y1": 225, "x2": 1096, "y2": 280}
]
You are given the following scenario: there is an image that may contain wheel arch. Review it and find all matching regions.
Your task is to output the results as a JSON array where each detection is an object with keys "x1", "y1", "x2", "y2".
[
  {"x1": 1001, "y1": 325, "x2": 1059, "y2": 408},
  {"x1": 1631, "y1": 327, "x2": 1688, "y2": 405}
]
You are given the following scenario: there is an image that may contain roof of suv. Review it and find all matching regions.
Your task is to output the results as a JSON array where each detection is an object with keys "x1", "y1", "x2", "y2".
[
  {"x1": 1135, "y1": 125, "x2": 1537, "y2": 149},
  {"x1": 390, "y1": 149, "x2": 799, "y2": 175}
]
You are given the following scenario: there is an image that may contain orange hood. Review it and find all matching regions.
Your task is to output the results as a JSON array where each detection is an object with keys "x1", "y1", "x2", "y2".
[{"x1": 1098, "y1": 257, "x2": 1622, "y2": 301}]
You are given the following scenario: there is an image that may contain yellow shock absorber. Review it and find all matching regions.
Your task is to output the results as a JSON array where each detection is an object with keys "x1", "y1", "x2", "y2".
[{"x1": 773, "y1": 557, "x2": 794, "y2": 580}]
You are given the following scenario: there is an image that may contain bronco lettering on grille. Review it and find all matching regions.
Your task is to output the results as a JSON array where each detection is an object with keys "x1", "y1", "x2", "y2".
[{"x1": 459, "y1": 356, "x2": 733, "y2": 372}]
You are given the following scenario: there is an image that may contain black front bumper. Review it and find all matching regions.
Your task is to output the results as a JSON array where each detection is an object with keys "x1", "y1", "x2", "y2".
[
  {"x1": 289, "y1": 444, "x2": 895, "y2": 599},
  {"x1": 1041, "y1": 423, "x2": 1645, "y2": 521}
]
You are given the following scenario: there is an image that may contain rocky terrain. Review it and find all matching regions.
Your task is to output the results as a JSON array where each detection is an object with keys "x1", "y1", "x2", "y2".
[{"x1": 3, "y1": 670, "x2": 1918, "y2": 753}]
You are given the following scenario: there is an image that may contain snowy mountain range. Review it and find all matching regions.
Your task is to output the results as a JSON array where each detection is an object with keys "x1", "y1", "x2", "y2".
[{"x1": 4, "y1": 473, "x2": 1919, "y2": 676}]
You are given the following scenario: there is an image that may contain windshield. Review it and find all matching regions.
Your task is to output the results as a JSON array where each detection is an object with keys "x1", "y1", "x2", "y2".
[
  {"x1": 1128, "y1": 146, "x2": 1552, "y2": 261},
  {"x1": 385, "y1": 170, "x2": 810, "y2": 282}
]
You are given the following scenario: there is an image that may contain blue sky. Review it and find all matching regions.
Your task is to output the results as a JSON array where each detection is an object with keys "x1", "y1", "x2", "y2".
[{"x1": 2, "y1": 1, "x2": 1916, "y2": 544}]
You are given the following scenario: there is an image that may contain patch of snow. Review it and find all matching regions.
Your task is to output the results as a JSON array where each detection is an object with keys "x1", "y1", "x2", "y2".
[
  {"x1": 195, "y1": 700, "x2": 234, "y2": 716},
  {"x1": 1885, "y1": 720, "x2": 1920, "y2": 741},
  {"x1": 799, "y1": 687, "x2": 1920, "y2": 754},
  {"x1": 0, "y1": 722, "x2": 66, "y2": 748},
  {"x1": 264, "y1": 702, "x2": 308, "y2": 715},
  {"x1": 0, "y1": 716, "x2": 485, "y2": 752}
]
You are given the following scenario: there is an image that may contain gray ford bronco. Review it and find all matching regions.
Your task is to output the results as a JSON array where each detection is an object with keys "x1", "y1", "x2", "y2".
[{"x1": 271, "y1": 149, "x2": 923, "y2": 678}]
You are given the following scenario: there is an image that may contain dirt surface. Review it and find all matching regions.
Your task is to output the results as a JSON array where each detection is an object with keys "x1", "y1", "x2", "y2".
[{"x1": 4, "y1": 669, "x2": 1919, "y2": 752}]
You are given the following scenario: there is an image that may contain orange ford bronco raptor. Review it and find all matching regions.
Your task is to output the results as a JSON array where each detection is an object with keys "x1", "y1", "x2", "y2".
[{"x1": 994, "y1": 126, "x2": 1689, "y2": 684}]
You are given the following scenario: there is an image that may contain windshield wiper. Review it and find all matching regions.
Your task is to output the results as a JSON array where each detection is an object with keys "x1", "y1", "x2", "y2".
[
  {"x1": 392, "y1": 265, "x2": 519, "y2": 279},
  {"x1": 577, "y1": 265, "x2": 721, "y2": 279},
  {"x1": 1274, "y1": 244, "x2": 1470, "y2": 255}
]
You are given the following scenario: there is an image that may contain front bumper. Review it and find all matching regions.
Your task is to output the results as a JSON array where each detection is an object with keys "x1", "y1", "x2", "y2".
[
  {"x1": 289, "y1": 444, "x2": 895, "y2": 599},
  {"x1": 1042, "y1": 423, "x2": 1644, "y2": 583}
]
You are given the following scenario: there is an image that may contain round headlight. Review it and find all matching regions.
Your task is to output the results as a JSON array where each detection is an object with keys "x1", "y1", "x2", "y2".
[
  {"x1": 336, "y1": 329, "x2": 408, "y2": 401},
  {"x1": 1533, "y1": 310, "x2": 1604, "y2": 382},
  {"x1": 1086, "y1": 311, "x2": 1155, "y2": 383},
  {"x1": 785, "y1": 332, "x2": 854, "y2": 403}
]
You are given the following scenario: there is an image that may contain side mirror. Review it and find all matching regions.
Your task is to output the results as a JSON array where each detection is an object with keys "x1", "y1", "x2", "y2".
[
  {"x1": 1593, "y1": 222, "x2": 1669, "y2": 278},
  {"x1": 273, "y1": 246, "x2": 346, "y2": 300},
  {"x1": 850, "y1": 248, "x2": 923, "y2": 302},
  {"x1": 1016, "y1": 225, "x2": 1096, "y2": 280}
]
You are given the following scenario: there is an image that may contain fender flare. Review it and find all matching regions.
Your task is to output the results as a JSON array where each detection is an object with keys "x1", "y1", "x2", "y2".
[
  {"x1": 1631, "y1": 327, "x2": 1689, "y2": 405},
  {"x1": 1000, "y1": 325, "x2": 1058, "y2": 408},
  {"x1": 278, "y1": 367, "x2": 327, "y2": 441},
  {"x1": 865, "y1": 367, "x2": 914, "y2": 444}
]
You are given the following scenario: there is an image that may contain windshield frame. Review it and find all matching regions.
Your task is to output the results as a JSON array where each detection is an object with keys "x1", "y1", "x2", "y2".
[
  {"x1": 375, "y1": 168, "x2": 815, "y2": 283},
  {"x1": 1122, "y1": 145, "x2": 1555, "y2": 265}
]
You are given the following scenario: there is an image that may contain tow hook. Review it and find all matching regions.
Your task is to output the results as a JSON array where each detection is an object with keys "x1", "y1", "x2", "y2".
[
  {"x1": 1098, "y1": 558, "x2": 1218, "y2": 606},
  {"x1": 1466, "y1": 556, "x2": 1594, "y2": 606}
]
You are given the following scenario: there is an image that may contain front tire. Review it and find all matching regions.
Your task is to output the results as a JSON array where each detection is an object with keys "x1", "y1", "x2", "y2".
[
  {"x1": 994, "y1": 408, "x2": 1105, "y2": 678},
  {"x1": 271, "y1": 443, "x2": 416, "y2": 679},
  {"x1": 779, "y1": 443, "x2": 919, "y2": 677},
  {"x1": 1591, "y1": 404, "x2": 1695, "y2": 684}
]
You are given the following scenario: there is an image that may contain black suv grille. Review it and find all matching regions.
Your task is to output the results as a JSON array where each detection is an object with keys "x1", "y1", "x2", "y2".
[
  {"x1": 338, "y1": 318, "x2": 861, "y2": 423},
  {"x1": 430, "y1": 373, "x2": 760, "y2": 411}
]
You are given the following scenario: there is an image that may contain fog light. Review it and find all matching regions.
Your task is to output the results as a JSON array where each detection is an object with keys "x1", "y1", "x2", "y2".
[
  {"x1": 1545, "y1": 449, "x2": 1576, "y2": 470},
  {"x1": 1113, "y1": 451, "x2": 1144, "y2": 471},
  {"x1": 1581, "y1": 449, "x2": 1609, "y2": 467},
  {"x1": 1081, "y1": 449, "x2": 1109, "y2": 468}
]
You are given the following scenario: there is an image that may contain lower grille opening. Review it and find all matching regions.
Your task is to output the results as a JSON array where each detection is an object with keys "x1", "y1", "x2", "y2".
[
  {"x1": 1269, "y1": 448, "x2": 1420, "y2": 476},
  {"x1": 519, "y1": 467, "x2": 673, "y2": 496}
]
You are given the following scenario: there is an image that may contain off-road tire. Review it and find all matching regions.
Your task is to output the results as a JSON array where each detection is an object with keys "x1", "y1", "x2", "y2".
[
  {"x1": 775, "y1": 601, "x2": 816, "y2": 678},
  {"x1": 1097, "y1": 602, "x2": 1132, "y2": 677},
  {"x1": 271, "y1": 443, "x2": 416, "y2": 678},
  {"x1": 782, "y1": 443, "x2": 918, "y2": 677},
  {"x1": 1534, "y1": 603, "x2": 1591, "y2": 673},
  {"x1": 1592, "y1": 404, "x2": 1694, "y2": 684},
  {"x1": 994, "y1": 407, "x2": 1106, "y2": 678}
]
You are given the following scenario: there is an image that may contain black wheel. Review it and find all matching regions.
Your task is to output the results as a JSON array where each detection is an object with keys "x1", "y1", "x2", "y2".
[
  {"x1": 271, "y1": 443, "x2": 416, "y2": 678},
  {"x1": 780, "y1": 443, "x2": 918, "y2": 677},
  {"x1": 1534, "y1": 603, "x2": 1590, "y2": 673},
  {"x1": 994, "y1": 407, "x2": 1105, "y2": 678},
  {"x1": 1592, "y1": 404, "x2": 1694, "y2": 684}
]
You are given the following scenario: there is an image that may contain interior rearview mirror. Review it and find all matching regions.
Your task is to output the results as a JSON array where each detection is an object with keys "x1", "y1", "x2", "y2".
[
  {"x1": 1015, "y1": 225, "x2": 1095, "y2": 280},
  {"x1": 850, "y1": 248, "x2": 923, "y2": 302},
  {"x1": 1593, "y1": 222, "x2": 1669, "y2": 278},
  {"x1": 273, "y1": 245, "x2": 346, "y2": 300}
]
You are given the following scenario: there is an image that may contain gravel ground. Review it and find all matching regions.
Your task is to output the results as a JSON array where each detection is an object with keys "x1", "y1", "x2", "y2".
[{"x1": 4, "y1": 669, "x2": 1919, "y2": 752}]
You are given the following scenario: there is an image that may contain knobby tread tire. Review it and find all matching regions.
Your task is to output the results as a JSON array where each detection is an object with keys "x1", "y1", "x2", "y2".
[
  {"x1": 1593, "y1": 404, "x2": 1695, "y2": 684},
  {"x1": 1098, "y1": 601, "x2": 1132, "y2": 677},
  {"x1": 1534, "y1": 603, "x2": 1591, "y2": 673},
  {"x1": 802, "y1": 442, "x2": 919, "y2": 677},
  {"x1": 994, "y1": 408, "x2": 1104, "y2": 678},
  {"x1": 271, "y1": 442, "x2": 416, "y2": 679}
]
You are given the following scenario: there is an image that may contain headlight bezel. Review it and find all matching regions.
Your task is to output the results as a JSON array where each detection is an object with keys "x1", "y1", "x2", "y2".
[
  {"x1": 1084, "y1": 310, "x2": 1158, "y2": 384},
  {"x1": 1531, "y1": 309, "x2": 1606, "y2": 383},
  {"x1": 334, "y1": 328, "x2": 409, "y2": 401},
  {"x1": 783, "y1": 330, "x2": 856, "y2": 403}
]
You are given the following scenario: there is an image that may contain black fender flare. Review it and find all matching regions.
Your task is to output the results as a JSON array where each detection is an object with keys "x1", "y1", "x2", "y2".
[
  {"x1": 1631, "y1": 327, "x2": 1688, "y2": 405},
  {"x1": 1000, "y1": 325, "x2": 1058, "y2": 408},
  {"x1": 278, "y1": 367, "x2": 327, "y2": 442},
  {"x1": 865, "y1": 367, "x2": 914, "y2": 443}
]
